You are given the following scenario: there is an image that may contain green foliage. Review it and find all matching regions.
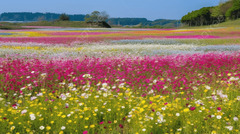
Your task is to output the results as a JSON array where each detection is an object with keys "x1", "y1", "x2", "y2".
[
  {"x1": 181, "y1": 0, "x2": 240, "y2": 26},
  {"x1": 0, "y1": 12, "x2": 85, "y2": 21},
  {"x1": 107, "y1": 18, "x2": 180, "y2": 27},
  {"x1": 84, "y1": 11, "x2": 109, "y2": 23},
  {"x1": 59, "y1": 13, "x2": 70, "y2": 21},
  {"x1": 225, "y1": 0, "x2": 240, "y2": 19},
  {"x1": 181, "y1": 7, "x2": 213, "y2": 26}
]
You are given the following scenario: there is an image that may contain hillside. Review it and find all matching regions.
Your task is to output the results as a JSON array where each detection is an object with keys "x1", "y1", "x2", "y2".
[
  {"x1": 0, "y1": 12, "x2": 85, "y2": 21},
  {"x1": 0, "y1": 12, "x2": 180, "y2": 28},
  {"x1": 181, "y1": 0, "x2": 240, "y2": 26}
]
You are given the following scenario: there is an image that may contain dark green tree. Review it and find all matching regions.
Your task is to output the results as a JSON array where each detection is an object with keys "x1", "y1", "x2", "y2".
[
  {"x1": 84, "y1": 11, "x2": 109, "y2": 23},
  {"x1": 226, "y1": 0, "x2": 240, "y2": 19},
  {"x1": 59, "y1": 13, "x2": 70, "y2": 21}
]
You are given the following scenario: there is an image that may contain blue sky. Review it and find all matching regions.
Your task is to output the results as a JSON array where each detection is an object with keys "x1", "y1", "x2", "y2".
[{"x1": 1, "y1": 0, "x2": 221, "y2": 20}]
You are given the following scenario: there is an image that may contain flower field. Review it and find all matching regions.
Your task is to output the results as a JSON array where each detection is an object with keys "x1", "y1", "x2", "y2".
[{"x1": 1, "y1": 26, "x2": 240, "y2": 134}]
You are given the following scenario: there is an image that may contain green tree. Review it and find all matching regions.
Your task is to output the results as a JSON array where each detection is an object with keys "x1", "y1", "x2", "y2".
[
  {"x1": 226, "y1": 0, "x2": 240, "y2": 19},
  {"x1": 84, "y1": 11, "x2": 109, "y2": 23},
  {"x1": 59, "y1": 13, "x2": 70, "y2": 21}
]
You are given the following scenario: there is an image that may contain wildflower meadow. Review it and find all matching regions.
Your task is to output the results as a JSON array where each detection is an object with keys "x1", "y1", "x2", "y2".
[{"x1": 0, "y1": 26, "x2": 240, "y2": 134}]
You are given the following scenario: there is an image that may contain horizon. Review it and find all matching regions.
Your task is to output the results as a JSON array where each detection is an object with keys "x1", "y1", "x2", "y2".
[{"x1": 1, "y1": 0, "x2": 222, "y2": 21}]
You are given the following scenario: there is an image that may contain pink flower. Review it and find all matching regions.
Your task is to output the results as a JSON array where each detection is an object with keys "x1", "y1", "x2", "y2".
[
  {"x1": 99, "y1": 121, "x2": 104, "y2": 125},
  {"x1": 189, "y1": 107, "x2": 196, "y2": 111},
  {"x1": 83, "y1": 131, "x2": 88, "y2": 134},
  {"x1": 108, "y1": 121, "x2": 112, "y2": 124},
  {"x1": 217, "y1": 107, "x2": 221, "y2": 111},
  {"x1": 119, "y1": 124, "x2": 123, "y2": 128}
]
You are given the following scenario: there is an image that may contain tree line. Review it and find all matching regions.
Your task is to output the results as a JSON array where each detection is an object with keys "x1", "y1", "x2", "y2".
[{"x1": 181, "y1": 0, "x2": 240, "y2": 26}]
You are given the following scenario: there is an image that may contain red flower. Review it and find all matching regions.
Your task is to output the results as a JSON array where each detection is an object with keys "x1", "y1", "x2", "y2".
[
  {"x1": 119, "y1": 124, "x2": 123, "y2": 128},
  {"x1": 189, "y1": 107, "x2": 196, "y2": 111},
  {"x1": 83, "y1": 131, "x2": 88, "y2": 134},
  {"x1": 217, "y1": 107, "x2": 221, "y2": 111},
  {"x1": 108, "y1": 121, "x2": 112, "y2": 124}
]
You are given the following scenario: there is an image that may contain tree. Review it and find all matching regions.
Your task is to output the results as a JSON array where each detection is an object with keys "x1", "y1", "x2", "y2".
[
  {"x1": 226, "y1": 0, "x2": 240, "y2": 19},
  {"x1": 84, "y1": 11, "x2": 109, "y2": 23},
  {"x1": 59, "y1": 13, "x2": 70, "y2": 21},
  {"x1": 84, "y1": 11, "x2": 111, "y2": 28}
]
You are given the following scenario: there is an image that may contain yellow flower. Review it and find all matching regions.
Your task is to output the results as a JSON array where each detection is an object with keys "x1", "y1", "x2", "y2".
[
  {"x1": 10, "y1": 126, "x2": 15, "y2": 131},
  {"x1": 85, "y1": 117, "x2": 89, "y2": 120},
  {"x1": 90, "y1": 125, "x2": 95, "y2": 128},
  {"x1": 61, "y1": 115, "x2": 66, "y2": 118},
  {"x1": 211, "y1": 130, "x2": 217, "y2": 134},
  {"x1": 9, "y1": 122, "x2": 14, "y2": 125},
  {"x1": 68, "y1": 120, "x2": 72, "y2": 123},
  {"x1": 46, "y1": 126, "x2": 51, "y2": 130},
  {"x1": 50, "y1": 121, "x2": 54, "y2": 124},
  {"x1": 183, "y1": 108, "x2": 189, "y2": 112},
  {"x1": 84, "y1": 126, "x2": 88, "y2": 128},
  {"x1": 26, "y1": 128, "x2": 30, "y2": 132}
]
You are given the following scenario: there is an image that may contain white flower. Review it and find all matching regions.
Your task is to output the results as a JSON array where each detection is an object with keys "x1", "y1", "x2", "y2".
[
  {"x1": 37, "y1": 93, "x2": 43, "y2": 96},
  {"x1": 156, "y1": 112, "x2": 161, "y2": 116},
  {"x1": 61, "y1": 126, "x2": 66, "y2": 130},
  {"x1": 142, "y1": 128, "x2": 146, "y2": 131},
  {"x1": 107, "y1": 109, "x2": 111, "y2": 111},
  {"x1": 41, "y1": 73, "x2": 47, "y2": 77},
  {"x1": 61, "y1": 94, "x2": 67, "y2": 100},
  {"x1": 216, "y1": 115, "x2": 221, "y2": 119},
  {"x1": 30, "y1": 114, "x2": 36, "y2": 120},
  {"x1": 103, "y1": 93, "x2": 108, "y2": 97},
  {"x1": 153, "y1": 80, "x2": 157, "y2": 84},
  {"x1": 177, "y1": 128, "x2": 182, "y2": 131},
  {"x1": 94, "y1": 109, "x2": 98, "y2": 112},
  {"x1": 0, "y1": 97, "x2": 3, "y2": 101},
  {"x1": 30, "y1": 96, "x2": 37, "y2": 101},
  {"x1": 205, "y1": 85, "x2": 211, "y2": 90},
  {"x1": 176, "y1": 113, "x2": 180, "y2": 116},
  {"x1": 31, "y1": 71, "x2": 35, "y2": 74},
  {"x1": 21, "y1": 109, "x2": 27, "y2": 114},
  {"x1": 225, "y1": 126, "x2": 233, "y2": 131},
  {"x1": 39, "y1": 126, "x2": 45, "y2": 130},
  {"x1": 26, "y1": 76, "x2": 30, "y2": 79},
  {"x1": 66, "y1": 93, "x2": 71, "y2": 97},
  {"x1": 118, "y1": 83, "x2": 125, "y2": 88},
  {"x1": 71, "y1": 88, "x2": 77, "y2": 91},
  {"x1": 121, "y1": 106, "x2": 125, "y2": 109},
  {"x1": 68, "y1": 83, "x2": 74, "y2": 88},
  {"x1": 102, "y1": 82, "x2": 107, "y2": 87},
  {"x1": 161, "y1": 107, "x2": 166, "y2": 110},
  {"x1": 233, "y1": 117, "x2": 238, "y2": 121}
]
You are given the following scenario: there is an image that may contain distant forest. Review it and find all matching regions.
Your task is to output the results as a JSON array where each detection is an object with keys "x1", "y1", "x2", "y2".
[
  {"x1": 181, "y1": 0, "x2": 240, "y2": 26},
  {"x1": 0, "y1": 12, "x2": 85, "y2": 21},
  {"x1": 107, "y1": 18, "x2": 180, "y2": 27},
  {"x1": 0, "y1": 12, "x2": 180, "y2": 27}
]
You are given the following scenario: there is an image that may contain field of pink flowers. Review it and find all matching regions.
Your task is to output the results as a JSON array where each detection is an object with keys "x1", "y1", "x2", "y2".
[{"x1": 0, "y1": 27, "x2": 240, "y2": 133}]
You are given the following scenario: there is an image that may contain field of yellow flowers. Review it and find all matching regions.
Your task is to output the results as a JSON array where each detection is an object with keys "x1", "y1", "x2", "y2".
[{"x1": 0, "y1": 26, "x2": 240, "y2": 134}]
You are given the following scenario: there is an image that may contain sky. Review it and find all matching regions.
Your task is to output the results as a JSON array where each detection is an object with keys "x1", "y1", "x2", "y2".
[{"x1": 1, "y1": 0, "x2": 222, "y2": 20}]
